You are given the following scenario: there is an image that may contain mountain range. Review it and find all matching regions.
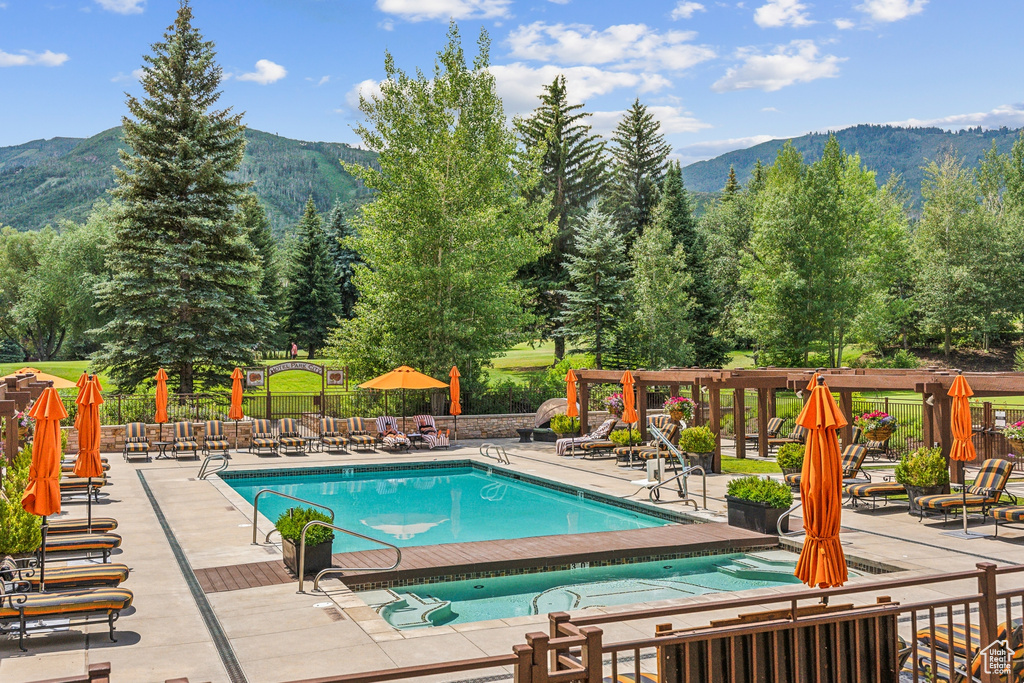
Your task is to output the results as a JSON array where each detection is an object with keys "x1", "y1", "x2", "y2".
[{"x1": 1, "y1": 123, "x2": 1021, "y2": 234}]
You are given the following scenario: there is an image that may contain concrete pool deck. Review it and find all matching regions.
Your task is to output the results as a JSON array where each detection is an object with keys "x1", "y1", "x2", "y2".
[{"x1": 4, "y1": 438, "x2": 1024, "y2": 682}]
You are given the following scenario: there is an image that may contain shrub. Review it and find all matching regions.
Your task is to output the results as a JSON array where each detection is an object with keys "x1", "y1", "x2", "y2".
[
  {"x1": 609, "y1": 428, "x2": 642, "y2": 447},
  {"x1": 726, "y1": 476, "x2": 793, "y2": 509},
  {"x1": 275, "y1": 507, "x2": 334, "y2": 546},
  {"x1": 1015, "y1": 347, "x2": 1024, "y2": 373},
  {"x1": 890, "y1": 349, "x2": 920, "y2": 369},
  {"x1": 680, "y1": 426, "x2": 715, "y2": 453},
  {"x1": 0, "y1": 444, "x2": 42, "y2": 554},
  {"x1": 550, "y1": 414, "x2": 580, "y2": 434},
  {"x1": 894, "y1": 447, "x2": 949, "y2": 487},
  {"x1": 776, "y1": 443, "x2": 805, "y2": 470}
]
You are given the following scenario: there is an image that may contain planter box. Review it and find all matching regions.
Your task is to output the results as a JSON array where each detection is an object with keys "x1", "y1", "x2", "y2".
[
  {"x1": 726, "y1": 496, "x2": 789, "y2": 534},
  {"x1": 687, "y1": 452, "x2": 715, "y2": 472},
  {"x1": 905, "y1": 484, "x2": 945, "y2": 514},
  {"x1": 533, "y1": 428, "x2": 557, "y2": 443},
  {"x1": 282, "y1": 538, "x2": 333, "y2": 576}
]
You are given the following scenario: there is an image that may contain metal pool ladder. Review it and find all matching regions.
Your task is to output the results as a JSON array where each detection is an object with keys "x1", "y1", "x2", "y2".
[
  {"x1": 637, "y1": 425, "x2": 707, "y2": 510},
  {"x1": 777, "y1": 500, "x2": 806, "y2": 538},
  {"x1": 297, "y1": 521, "x2": 402, "y2": 594},
  {"x1": 479, "y1": 443, "x2": 511, "y2": 464},
  {"x1": 197, "y1": 454, "x2": 228, "y2": 480}
]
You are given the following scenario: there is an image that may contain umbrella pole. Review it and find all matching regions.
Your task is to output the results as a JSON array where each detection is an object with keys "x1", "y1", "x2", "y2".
[
  {"x1": 87, "y1": 477, "x2": 93, "y2": 532},
  {"x1": 39, "y1": 516, "x2": 47, "y2": 592}
]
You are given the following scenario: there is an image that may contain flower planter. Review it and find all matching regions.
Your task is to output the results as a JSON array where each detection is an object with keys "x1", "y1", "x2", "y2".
[
  {"x1": 905, "y1": 484, "x2": 945, "y2": 514},
  {"x1": 864, "y1": 426, "x2": 894, "y2": 442},
  {"x1": 726, "y1": 496, "x2": 789, "y2": 534},
  {"x1": 780, "y1": 467, "x2": 801, "y2": 478},
  {"x1": 1009, "y1": 438, "x2": 1024, "y2": 455},
  {"x1": 669, "y1": 410, "x2": 684, "y2": 422},
  {"x1": 282, "y1": 537, "x2": 333, "y2": 576},
  {"x1": 687, "y1": 451, "x2": 714, "y2": 472}
]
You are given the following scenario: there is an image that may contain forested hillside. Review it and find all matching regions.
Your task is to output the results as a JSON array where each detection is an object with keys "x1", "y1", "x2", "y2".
[
  {"x1": 0, "y1": 127, "x2": 376, "y2": 235},
  {"x1": 682, "y1": 124, "x2": 1023, "y2": 205}
]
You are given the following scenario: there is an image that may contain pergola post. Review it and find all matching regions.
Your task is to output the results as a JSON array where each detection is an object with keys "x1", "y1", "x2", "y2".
[
  {"x1": 734, "y1": 388, "x2": 746, "y2": 459},
  {"x1": 768, "y1": 389, "x2": 777, "y2": 419},
  {"x1": 935, "y1": 393, "x2": 959, "y2": 485},
  {"x1": 1, "y1": 399, "x2": 16, "y2": 464},
  {"x1": 691, "y1": 382, "x2": 702, "y2": 426},
  {"x1": 839, "y1": 391, "x2": 853, "y2": 447},
  {"x1": 756, "y1": 388, "x2": 769, "y2": 459},
  {"x1": 709, "y1": 383, "x2": 721, "y2": 473},
  {"x1": 922, "y1": 392, "x2": 934, "y2": 448},
  {"x1": 579, "y1": 380, "x2": 590, "y2": 436},
  {"x1": 637, "y1": 382, "x2": 648, "y2": 440}
]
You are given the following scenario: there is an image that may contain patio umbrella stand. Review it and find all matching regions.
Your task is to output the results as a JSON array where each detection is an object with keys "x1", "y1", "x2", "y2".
[
  {"x1": 942, "y1": 373, "x2": 986, "y2": 540},
  {"x1": 229, "y1": 367, "x2": 245, "y2": 450},
  {"x1": 621, "y1": 370, "x2": 639, "y2": 468}
]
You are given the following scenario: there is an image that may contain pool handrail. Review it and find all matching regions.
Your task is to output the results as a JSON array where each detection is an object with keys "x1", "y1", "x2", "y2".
[
  {"x1": 251, "y1": 489, "x2": 336, "y2": 545},
  {"x1": 197, "y1": 453, "x2": 228, "y2": 480},
  {"x1": 297, "y1": 520, "x2": 402, "y2": 593},
  {"x1": 777, "y1": 500, "x2": 805, "y2": 537},
  {"x1": 644, "y1": 425, "x2": 706, "y2": 510},
  {"x1": 479, "y1": 443, "x2": 511, "y2": 465}
]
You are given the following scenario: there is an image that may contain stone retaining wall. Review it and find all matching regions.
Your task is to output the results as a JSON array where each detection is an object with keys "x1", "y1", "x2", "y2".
[{"x1": 65, "y1": 421, "x2": 254, "y2": 453}]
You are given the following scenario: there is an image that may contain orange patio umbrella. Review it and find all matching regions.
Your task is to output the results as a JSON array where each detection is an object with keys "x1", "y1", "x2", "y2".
[
  {"x1": 359, "y1": 366, "x2": 448, "y2": 431},
  {"x1": 564, "y1": 369, "x2": 579, "y2": 451},
  {"x1": 449, "y1": 367, "x2": 461, "y2": 442},
  {"x1": 73, "y1": 372, "x2": 88, "y2": 431},
  {"x1": 22, "y1": 385, "x2": 68, "y2": 591},
  {"x1": 621, "y1": 370, "x2": 639, "y2": 465},
  {"x1": 794, "y1": 376, "x2": 848, "y2": 589},
  {"x1": 155, "y1": 368, "x2": 169, "y2": 441},
  {"x1": 946, "y1": 373, "x2": 981, "y2": 538},
  {"x1": 229, "y1": 367, "x2": 245, "y2": 449},
  {"x1": 73, "y1": 377, "x2": 104, "y2": 532}
]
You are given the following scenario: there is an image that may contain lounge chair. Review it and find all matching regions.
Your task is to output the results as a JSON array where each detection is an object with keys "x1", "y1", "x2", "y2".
[
  {"x1": 917, "y1": 458, "x2": 1016, "y2": 523},
  {"x1": 412, "y1": 415, "x2": 450, "y2": 450},
  {"x1": 2, "y1": 556, "x2": 129, "y2": 591},
  {"x1": 345, "y1": 418, "x2": 377, "y2": 452},
  {"x1": 0, "y1": 582, "x2": 133, "y2": 651},
  {"x1": 60, "y1": 476, "x2": 106, "y2": 503},
  {"x1": 203, "y1": 420, "x2": 231, "y2": 457},
  {"x1": 42, "y1": 532, "x2": 122, "y2": 563},
  {"x1": 319, "y1": 417, "x2": 349, "y2": 454},
  {"x1": 845, "y1": 478, "x2": 907, "y2": 509},
  {"x1": 768, "y1": 424, "x2": 808, "y2": 453},
  {"x1": 864, "y1": 435, "x2": 892, "y2": 461},
  {"x1": 375, "y1": 416, "x2": 411, "y2": 451},
  {"x1": 171, "y1": 421, "x2": 199, "y2": 460},
  {"x1": 744, "y1": 416, "x2": 785, "y2": 445},
  {"x1": 250, "y1": 419, "x2": 279, "y2": 456},
  {"x1": 122, "y1": 421, "x2": 150, "y2": 462},
  {"x1": 556, "y1": 417, "x2": 617, "y2": 457},
  {"x1": 278, "y1": 418, "x2": 307, "y2": 456},
  {"x1": 61, "y1": 460, "x2": 110, "y2": 475},
  {"x1": 992, "y1": 505, "x2": 1024, "y2": 536},
  {"x1": 612, "y1": 416, "x2": 680, "y2": 467},
  {"x1": 786, "y1": 444, "x2": 868, "y2": 488},
  {"x1": 46, "y1": 517, "x2": 118, "y2": 535},
  {"x1": 910, "y1": 619, "x2": 1023, "y2": 683}
]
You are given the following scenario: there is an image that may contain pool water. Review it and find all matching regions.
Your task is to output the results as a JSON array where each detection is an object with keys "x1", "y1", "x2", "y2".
[
  {"x1": 358, "y1": 551, "x2": 825, "y2": 629},
  {"x1": 224, "y1": 464, "x2": 671, "y2": 553}
]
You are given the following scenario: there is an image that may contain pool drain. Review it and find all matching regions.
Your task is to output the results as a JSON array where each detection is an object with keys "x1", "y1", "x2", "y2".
[{"x1": 474, "y1": 585, "x2": 484, "y2": 589}]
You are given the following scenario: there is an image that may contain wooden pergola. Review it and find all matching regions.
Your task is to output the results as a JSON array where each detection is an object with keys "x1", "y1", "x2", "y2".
[{"x1": 1, "y1": 373, "x2": 52, "y2": 463}]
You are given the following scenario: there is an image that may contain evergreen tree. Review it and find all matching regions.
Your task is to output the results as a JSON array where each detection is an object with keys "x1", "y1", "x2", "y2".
[
  {"x1": 324, "y1": 201, "x2": 359, "y2": 319},
  {"x1": 516, "y1": 75, "x2": 607, "y2": 360},
  {"x1": 95, "y1": 2, "x2": 266, "y2": 393},
  {"x1": 285, "y1": 197, "x2": 340, "y2": 358},
  {"x1": 238, "y1": 194, "x2": 282, "y2": 351},
  {"x1": 602, "y1": 99, "x2": 672, "y2": 248},
  {"x1": 558, "y1": 208, "x2": 627, "y2": 369},
  {"x1": 724, "y1": 166, "x2": 741, "y2": 197}
]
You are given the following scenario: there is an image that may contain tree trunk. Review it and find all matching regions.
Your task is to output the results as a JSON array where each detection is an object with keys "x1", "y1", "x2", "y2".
[
  {"x1": 180, "y1": 363, "x2": 193, "y2": 395},
  {"x1": 944, "y1": 326, "x2": 951, "y2": 357},
  {"x1": 554, "y1": 337, "x2": 565, "y2": 362},
  {"x1": 902, "y1": 327, "x2": 908, "y2": 351}
]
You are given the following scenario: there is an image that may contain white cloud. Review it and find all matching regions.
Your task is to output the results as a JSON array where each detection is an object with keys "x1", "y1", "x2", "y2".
[
  {"x1": 671, "y1": 2, "x2": 706, "y2": 19},
  {"x1": 548, "y1": 0, "x2": 571, "y2": 4},
  {"x1": 343, "y1": 79, "x2": 385, "y2": 114},
  {"x1": 761, "y1": 106, "x2": 779, "y2": 112},
  {"x1": 834, "y1": 18, "x2": 855, "y2": 29},
  {"x1": 375, "y1": 0, "x2": 511, "y2": 22},
  {"x1": 507, "y1": 22, "x2": 715, "y2": 72},
  {"x1": 95, "y1": 0, "x2": 144, "y2": 14},
  {"x1": 675, "y1": 134, "x2": 776, "y2": 164},
  {"x1": 111, "y1": 68, "x2": 144, "y2": 82},
  {"x1": 856, "y1": 0, "x2": 926, "y2": 22},
  {"x1": 237, "y1": 59, "x2": 287, "y2": 85},
  {"x1": 0, "y1": 48, "x2": 68, "y2": 67},
  {"x1": 888, "y1": 103, "x2": 1024, "y2": 131},
  {"x1": 489, "y1": 63, "x2": 671, "y2": 115},
  {"x1": 753, "y1": 0, "x2": 813, "y2": 28},
  {"x1": 712, "y1": 40, "x2": 843, "y2": 92},
  {"x1": 379, "y1": 19, "x2": 395, "y2": 30},
  {"x1": 317, "y1": 75, "x2": 330, "y2": 86},
  {"x1": 589, "y1": 105, "x2": 710, "y2": 137}
]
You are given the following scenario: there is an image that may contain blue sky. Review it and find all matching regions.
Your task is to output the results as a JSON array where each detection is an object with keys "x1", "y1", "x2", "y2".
[{"x1": 2, "y1": 0, "x2": 1024, "y2": 163}]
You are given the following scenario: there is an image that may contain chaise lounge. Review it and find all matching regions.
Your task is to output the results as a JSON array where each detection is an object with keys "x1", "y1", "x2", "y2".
[
  {"x1": 412, "y1": 415, "x2": 450, "y2": 450},
  {"x1": 786, "y1": 444, "x2": 868, "y2": 488},
  {"x1": 612, "y1": 416, "x2": 680, "y2": 467},
  {"x1": 319, "y1": 417, "x2": 350, "y2": 454},
  {"x1": 376, "y1": 416, "x2": 411, "y2": 451},
  {"x1": 0, "y1": 582, "x2": 133, "y2": 651},
  {"x1": 916, "y1": 458, "x2": 1015, "y2": 523},
  {"x1": 345, "y1": 418, "x2": 377, "y2": 452}
]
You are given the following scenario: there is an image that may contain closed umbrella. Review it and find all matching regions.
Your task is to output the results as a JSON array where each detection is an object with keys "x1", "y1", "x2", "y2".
[
  {"x1": 621, "y1": 370, "x2": 639, "y2": 466},
  {"x1": 155, "y1": 368, "x2": 168, "y2": 441},
  {"x1": 229, "y1": 367, "x2": 244, "y2": 450},
  {"x1": 565, "y1": 369, "x2": 579, "y2": 452},
  {"x1": 359, "y1": 366, "x2": 448, "y2": 432},
  {"x1": 73, "y1": 372, "x2": 88, "y2": 431},
  {"x1": 794, "y1": 376, "x2": 848, "y2": 589},
  {"x1": 449, "y1": 367, "x2": 461, "y2": 442},
  {"x1": 21, "y1": 386, "x2": 68, "y2": 592},
  {"x1": 72, "y1": 377, "x2": 104, "y2": 532},
  {"x1": 945, "y1": 373, "x2": 982, "y2": 539}
]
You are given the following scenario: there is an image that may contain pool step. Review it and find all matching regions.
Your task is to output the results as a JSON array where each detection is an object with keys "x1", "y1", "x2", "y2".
[
  {"x1": 364, "y1": 589, "x2": 456, "y2": 629},
  {"x1": 716, "y1": 551, "x2": 861, "y2": 582}
]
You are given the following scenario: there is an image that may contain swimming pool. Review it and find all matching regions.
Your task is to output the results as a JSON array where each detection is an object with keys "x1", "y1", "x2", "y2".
[
  {"x1": 222, "y1": 462, "x2": 682, "y2": 553},
  {"x1": 358, "y1": 551, "x2": 835, "y2": 629}
]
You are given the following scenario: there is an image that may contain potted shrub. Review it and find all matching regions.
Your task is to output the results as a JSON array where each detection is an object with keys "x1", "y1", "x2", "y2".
[
  {"x1": 894, "y1": 446, "x2": 949, "y2": 514},
  {"x1": 550, "y1": 414, "x2": 580, "y2": 438},
  {"x1": 609, "y1": 428, "x2": 642, "y2": 447},
  {"x1": 663, "y1": 396, "x2": 695, "y2": 425},
  {"x1": 775, "y1": 442, "x2": 804, "y2": 477},
  {"x1": 726, "y1": 476, "x2": 794, "y2": 534},
  {"x1": 276, "y1": 507, "x2": 335, "y2": 576},
  {"x1": 679, "y1": 426, "x2": 715, "y2": 472}
]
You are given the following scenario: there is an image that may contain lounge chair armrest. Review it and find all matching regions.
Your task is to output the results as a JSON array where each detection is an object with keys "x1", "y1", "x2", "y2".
[
  {"x1": 950, "y1": 483, "x2": 966, "y2": 492},
  {"x1": 0, "y1": 582, "x2": 31, "y2": 601}
]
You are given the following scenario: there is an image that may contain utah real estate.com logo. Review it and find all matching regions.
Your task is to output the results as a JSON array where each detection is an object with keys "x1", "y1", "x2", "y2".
[{"x1": 979, "y1": 639, "x2": 1012, "y2": 676}]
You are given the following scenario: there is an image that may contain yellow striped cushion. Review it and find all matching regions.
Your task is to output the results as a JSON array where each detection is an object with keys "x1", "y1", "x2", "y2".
[
  {"x1": 205, "y1": 439, "x2": 230, "y2": 450},
  {"x1": 578, "y1": 440, "x2": 615, "y2": 450},
  {"x1": 252, "y1": 438, "x2": 277, "y2": 448},
  {"x1": 968, "y1": 459, "x2": 1013, "y2": 497},
  {"x1": 47, "y1": 517, "x2": 118, "y2": 535},
  {"x1": 45, "y1": 533, "x2": 121, "y2": 553},
  {"x1": 253, "y1": 419, "x2": 274, "y2": 437},
  {"x1": 349, "y1": 434, "x2": 375, "y2": 445},
  {"x1": 992, "y1": 506, "x2": 1024, "y2": 523},
  {"x1": 173, "y1": 422, "x2": 193, "y2": 440},
  {"x1": 125, "y1": 442, "x2": 150, "y2": 453},
  {"x1": 205, "y1": 421, "x2": 224, "y2": 439},
  {"x1": 279, "y1": 437, "x2": 305, "y2": 447},
  {"x1": 0, "y1": 588, "x2": 133, "y2": 619},
  {"x1": 346, "y1": 417, "x2": 368, "y2": 434},
  {"x1": 845, "y1": 482, "x2": 904, "y2": 497},
  {"x1": 60, "y1": 477, "x2": 106, "y2": 491},
  {"x1": 279, "y1": 419, "x2": 299, "y2": 437},
  {"x1": 917, "y1": 493, "x2": 993, "y2": 509},
  {"x1": 26, "y1": 563, "x2": 129, "y2": 589},
  {"x1": 125, "y1": 422, "x2": 148, "y2": 441},
  {"x1": 322, "y1": 436, "x2": 348, "y2": 447},
  {"x1": 321, "y1": 417, "x2": 341, "y2": 435}
]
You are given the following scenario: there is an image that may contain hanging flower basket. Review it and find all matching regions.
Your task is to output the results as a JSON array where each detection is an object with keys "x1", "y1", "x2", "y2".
[
  {"x1": 663, "y1": 396, "x2": 695, "y2": 424},
  {"x1": 605, "y1": 393, "x2": 624, "y2": 418},
  {"x1": 1003, "y1": 421, "x2": 1024, "y2": 454},
  {"x1": 864, "y1": 425, "x2": 894, "y2": 442},
  {"x1": 854, "y1": 411, "x2": 897, "y2": 442}
]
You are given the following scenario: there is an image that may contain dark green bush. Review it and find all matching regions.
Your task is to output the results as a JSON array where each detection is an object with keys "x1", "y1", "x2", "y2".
[
  {"x1": 894, "y1": 447, "x2": 949, "y2": 487},
  {"x1": 609, "y1": 428, "x2": 642, "y2": 447},
  {"x1": 550, "y1": 414, "x2": 579, "y2": 434},
  {"x1": 776, "y1": 443, "x2": 805, "y2": 470},
  {"x1": 679, "y1": 426, "x2": 715, "y2": 453},
  {"x1": 726, "y1": 476, "x2": 793, "y2": 509},
  {"x1": 0, "y1": 444, "x2": 42, "y2": 554},
  {"x1": 275, "y1": 507, "x2": 334, "y2": 546}
]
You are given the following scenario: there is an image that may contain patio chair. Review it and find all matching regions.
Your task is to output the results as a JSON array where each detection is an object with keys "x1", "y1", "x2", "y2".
[
  {"x1": 42, "y1": 532, "x2": 122, "y2": 563},
  {"x1": 785, "y1": 444, "x2": 868, "y2": 488},
  {"x1": 249, "y1": 419, "x2": 279, "y2": 456},
  {"x1": 59, "y1": 476, "x2": 106, "y2": 503},
  {"x1": 61, "y1": 460, "x2": 110, "y2": 475},
  {"x1": 46, "y1": 517, "x2": 118, "y2": 535},
  {"x1": 0, "y1": 581, "x2": 133, "y2": 651},
  {"x1": 375, "y1": 416, "x2": 411, "y2": 451},
  {"x1": 916, "y1": 458, "x2": 1016, "y2": 523},
  {"x1": 992, "y1": 505, "x2": 1024, "y2": 536},
  {"x1": 412, "y1": 415, "x2": 450, "y2": 450},
  {"x1": 319, "y1": 417, "x2": 350, "y2": 454},
  {"x1": 202, "y1": 420, "x2": 231, "y2": 457},
  {"x1": 345, "y1": 418, "x2": 377, "y2": 452},
  {"x1": 122, "y1": 421, "x2": 150, "y2": 462},
  {"x1": 278, "y1": 418, "x2": 307, "y2": 456},
  {"x1": 556, "y1": 417, "x2": 617, "y2": 457},
  {"x1": 911, "y1": 619, "x2": 1024, "y2": 683},
  {"x1": 845, "y1": 478, "x2": 907, "y2": 509},
  {"x1": 2, "y1": 555, "x2": 129, "y2": 591},
  {"x1": 171, "y1": 421, "x2": 199, "y2": 460},
  {"x1": 744, "y1": 416, "x2": 785, "y2": 445},
  {"x1": 612, "y1": 416, "x2": 679, "y2": 466},
  {"x1": 768, "y1": 424, "x2": 808, "y2": 453},
  {"x1": 864, "y1": 435, "x2": 892, "y2": 461}
]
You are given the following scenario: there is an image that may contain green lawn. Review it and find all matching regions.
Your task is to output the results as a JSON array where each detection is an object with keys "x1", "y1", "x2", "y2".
[{"x1": 721, "y1": 456, "x2": 781, "y2": 474}]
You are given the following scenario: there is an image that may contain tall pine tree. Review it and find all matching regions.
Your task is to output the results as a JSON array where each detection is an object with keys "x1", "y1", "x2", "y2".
[
  {"x1": 516, "y1": 75, "x2": 607, "y2": 360},
  {"x1": 285, "y1": 197, "x2": 340, "y2": 358},
  {"x1": 602, "y1": 99, "x2": 671, "y2": 249},
  {"x1": 324, "y1": 201, "x2": 359, "y2": 320},
  {"x1": 238, "y1": 194, "x2": 283, "y2": 351},
  {"x1": 96, "y1": 1, "x2": 266, "y2": 393}
]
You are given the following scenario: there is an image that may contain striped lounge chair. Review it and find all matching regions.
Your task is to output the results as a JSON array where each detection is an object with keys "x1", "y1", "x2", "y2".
[
  {"x1": 46, "y1": 517, "x2": 118, "y2": 535},
  {"x1": 319, "y1": 417, "x2": 350, "y2": 454},
  {"x1": 845, "y1": 478, "x2": 907, "y2": 509},
  {"x1": 992, "y1": 506, "x2": 1024, "y2": 537},
  {"x1": 278, "y1": 418, "x2": 307, "y2": 456},
  {"x1": 910, "y1": 619, "x2": 1023, "y2": 683},
  {"x1": 412, "y1": 415, "x2": 450, "y2": 450},
  {"x1": 555, "y1": 418, "x2": 616, "y2": 457},
  {"x1": 864, "y1": 435, "x2": 892, "y2": 461},
  {"x1": 122, "y1": 421, "x2": 150, "y2": 462},
  {"x1": 769, "y1": 424, "x2": 808, "y2": 453},
  {"x1": 43, "y1": 532, "x2": 122, "y2": 563},
  {"x1": 786, "y1": 444, "x2": 868, "y2": 488},
  {"x1": 345, "y1": 418, "x2": 377, "y2": 452},
  {"x1": 203, "y1": 420, "x2": 231, "y2": 456},
  {"x1": 375, "y1": 416, "x2": 411, "y2": 451},
  {"x1": 612, "y1": 416, "x2": 680, "y2": 466},
  {"x1": 917, "y1": 458, "x2": 1016, "y2": 523},
  {"x1": 171, "y1": 421, "x2": 199, "y2": 460},
  {"x1": 0, "y1": 583, "x2": 133, "y2": 651},
  {"x1": 250, "y1": 419, "x2": 279, "y2": 456},
  {"x1": 2, "y1": 556, "x2": 129, "y2": 591},
  {"x1": 745, "y1": 416, "x2": 785, "y2": 445},
  {"x1": 62, "y1": 459, "x2": 110, "y2": 475},
  {"x1": 60, "y1": 476, "x2": 106, "y2": 503}
]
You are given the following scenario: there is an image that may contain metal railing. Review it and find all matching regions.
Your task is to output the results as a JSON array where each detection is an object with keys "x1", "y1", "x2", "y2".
[
  {"x1": 641, "y1": 425, "x2": 706, "y2": 509},
  {"x1": 778, "y1": 500, "x2": 805, "y2": 537},
  {"x1": 297, "y1": 520, "x2": 402, "y2": 593},
  {"x1": 250, "y1": 490, "x2": 335, "y2": 545},
  {"x1": 479, "y1": 443, "x2": 511, "y2": 464},
  {"x1": 197, "y1": 454, "x2": 228, "y2": 480}
]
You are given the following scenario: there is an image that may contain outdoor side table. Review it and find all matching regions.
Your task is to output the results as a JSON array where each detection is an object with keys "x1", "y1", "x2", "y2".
[
  {"x1": 153, "y1": 441, "x2": 173, "y2": 460},
  {"x1": 516, "y1": 428, "x2": 533, "y2": 443}
]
